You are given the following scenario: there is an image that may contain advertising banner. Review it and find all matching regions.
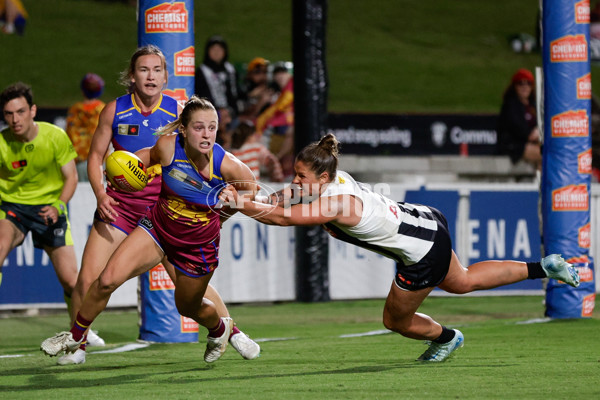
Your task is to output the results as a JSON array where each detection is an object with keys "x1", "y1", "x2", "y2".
[
  {"x1": 3, "y1": 184, "x2": 597, "y2": 310},
  {"x1": 138, "y1": 264, "x2": 199, "y2": 343},
  {"x1": 0, "y1": 241, "x2": 63, "y2": 305},
  {"x1": 138, "y1": 0, "x2": 195, "y2": 103},
  {"x1": 469, "y1": 191, "x2": 543, "y2": 292},
  {"x1": 137, "y1": 0, "x2": 196, "y2": 341},
  {"x1": 542, "y1": 0, "x2": 596, "y2": 317},
  {"x1": 328, "y1": 113, "x2": 499, "y2": 156}
]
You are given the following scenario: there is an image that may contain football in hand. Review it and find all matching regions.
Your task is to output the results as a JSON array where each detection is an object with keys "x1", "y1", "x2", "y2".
[{"x1": 105, "y1": 150, "x2": 148, "y2": 192}]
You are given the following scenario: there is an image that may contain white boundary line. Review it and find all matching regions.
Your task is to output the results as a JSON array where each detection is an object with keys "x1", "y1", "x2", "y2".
[{"x1": 0, "y1": 318, "x2": 555, "y2": 359}]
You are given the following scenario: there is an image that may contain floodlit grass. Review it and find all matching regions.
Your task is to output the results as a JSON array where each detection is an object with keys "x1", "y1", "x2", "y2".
[
  {"x1": 2, "y1": 0, "x2": 598, "y2": 113},
  {"x1": 1, "y1": 297, "x2": 599, "y2": 399}
]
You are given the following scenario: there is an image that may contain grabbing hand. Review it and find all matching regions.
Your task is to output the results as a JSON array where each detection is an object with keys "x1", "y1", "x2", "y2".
[{"x1": 97, "y1": 192, "x2": 120, "y2": 222}]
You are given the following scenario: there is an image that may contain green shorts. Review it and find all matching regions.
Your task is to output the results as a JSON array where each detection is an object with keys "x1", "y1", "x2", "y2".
[{"x1": 0, "y1": 202, "x2": 73, "y2": 248}]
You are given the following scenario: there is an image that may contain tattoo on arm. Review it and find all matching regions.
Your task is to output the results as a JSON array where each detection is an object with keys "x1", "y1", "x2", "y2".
[{"x1": 269, "y1": 189, "x2": 286, "y2": 207}]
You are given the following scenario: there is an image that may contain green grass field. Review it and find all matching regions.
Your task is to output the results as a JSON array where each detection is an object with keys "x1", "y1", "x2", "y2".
[
  {"x1": 5, "y1": 0, "x2": 598, "y2": 113},
  {"x1": 1, "y1": 297, "x2": 599, "y2": 399}
]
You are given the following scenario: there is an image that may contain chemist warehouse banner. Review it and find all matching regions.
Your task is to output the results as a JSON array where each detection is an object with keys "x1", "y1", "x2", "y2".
[
  {"x1": 137, "y1": 0, "x2": 196, "y2": 342},
  {"x1": 138, "y1": 0, "x2": 195, "y2": 103},
  {"x1": 542, "y1": 0, "x2": 595, "y2": 318}
]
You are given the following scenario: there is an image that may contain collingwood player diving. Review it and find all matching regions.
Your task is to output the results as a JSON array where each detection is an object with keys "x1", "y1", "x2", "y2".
[{"x1": 219, "y1": 133, "x2": 580, "y2": 363}]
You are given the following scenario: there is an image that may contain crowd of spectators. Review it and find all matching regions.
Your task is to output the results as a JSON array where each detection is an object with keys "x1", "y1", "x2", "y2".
[
  {"x1": 193, "y1": 37, "x2": 296, "y2": 181},
  {"x1": 35, "y1": 36, "x2": 600, "y2": 184}
]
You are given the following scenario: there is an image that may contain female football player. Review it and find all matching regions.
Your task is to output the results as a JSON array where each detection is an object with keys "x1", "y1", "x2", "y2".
[
  {"x1": 219, "y1": 133, "x2": 579, "y2": 362},
  {"x1": 56, "y1": 46, "x2": 259, "y2": 365}
]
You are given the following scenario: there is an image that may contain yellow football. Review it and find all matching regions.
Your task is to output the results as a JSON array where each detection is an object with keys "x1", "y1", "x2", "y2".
[{"x1": 105, "y1": 150, "x2": 148, "y2": 192}]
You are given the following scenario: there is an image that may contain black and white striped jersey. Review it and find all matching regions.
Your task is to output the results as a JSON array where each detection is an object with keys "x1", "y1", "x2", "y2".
[{"x1": 320, "y1": 170, "x2": 438, "y2": 266}]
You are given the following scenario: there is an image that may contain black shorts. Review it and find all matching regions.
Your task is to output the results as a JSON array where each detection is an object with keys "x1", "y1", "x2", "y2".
[
  {"x1": 394, "y1": 207, "x2": 452, "y2": 291},
  {"x1": 0, "y1": 202, "x2": 73, "y2": 248}
]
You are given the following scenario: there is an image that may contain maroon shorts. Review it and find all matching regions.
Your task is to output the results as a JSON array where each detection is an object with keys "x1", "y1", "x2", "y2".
[{"x1": 137, "y1": 215, "x2": 220, "y2": 278}]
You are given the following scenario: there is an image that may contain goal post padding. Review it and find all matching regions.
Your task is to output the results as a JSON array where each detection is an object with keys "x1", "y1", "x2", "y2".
[
  {"x1": 541, "y1": 0, "x2": 595, "y2": 318},
  {"x1": 137, "y1": 0, "x2": 199, "y2": 342}
]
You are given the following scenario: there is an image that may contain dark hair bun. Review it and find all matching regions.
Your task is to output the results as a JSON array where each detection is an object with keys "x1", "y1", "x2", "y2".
[{"x1": 318, "y1": 133, "x2": 339, "y2": 157}]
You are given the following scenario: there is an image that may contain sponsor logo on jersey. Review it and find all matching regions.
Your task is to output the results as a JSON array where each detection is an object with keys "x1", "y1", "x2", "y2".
[
  {"x1": 118, "y1": 112, "x2": 133, "y2": 120},
  {"x1": 168, "y1": 168, "x2": 212, "y2": 193},
  {"x1": 118, "y1": 124, "x2": 140, "y2": 136},
  {"x1": 551, "y1": 110, "x2": 588, "y2": 137},
  {"x1": 175, "y1": 46, "x2": 195, "y2": 76},
  {"x1": 145, "y1": 2, "x2": 189, "y2": 33},
  {"x1": 575, "y1": 0, "x2": 590, "y2": 24},
  {"x1": 578, "y1": 148, "x2": 592, "y2": 174},
  {"x1": 577, "y1": 73, "x2": 591, "y2": 99},
  {"x1": 552, "y1": 184, "x2": 589, "y2": 211},
  {"x1": 139, "y1": 216, "x2": 154, "y2": 231},
  {"x1": 550, "y1": 34, "x2": 588, "y2": 62},
  {"x1": 11, "y1": 160, "x2": 27, "y2": 169}
]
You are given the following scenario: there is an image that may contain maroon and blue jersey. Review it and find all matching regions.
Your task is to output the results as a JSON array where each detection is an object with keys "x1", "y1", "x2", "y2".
[
  {"x1": 102, "y1": 93, "x2": 178, "y2": 234},
  {"x1": 111, "y1": 93, "x2": 178, "y2": 153},
  {"x1": 141, "y1": 139, "x2": 227, "y2": 277}
]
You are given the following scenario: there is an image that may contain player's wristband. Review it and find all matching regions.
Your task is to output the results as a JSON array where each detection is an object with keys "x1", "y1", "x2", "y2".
[{"x1": 52, "y1": 200, "x2": 67, "y2": 216}]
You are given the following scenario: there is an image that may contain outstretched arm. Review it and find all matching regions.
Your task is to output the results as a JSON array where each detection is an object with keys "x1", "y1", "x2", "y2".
[
  {"x1": 220, "y1": 185, "x2": 358, "y2": 227},
  {"x1": 219, "y1": 152, "x2": 259, "y2": 224}
]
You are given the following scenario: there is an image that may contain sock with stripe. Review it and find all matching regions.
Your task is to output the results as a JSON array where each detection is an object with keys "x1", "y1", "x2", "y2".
[
  {"x1": 208, "y1": 318, "x2": 225, "y2": 338},
  {"x1": 70, "y1": 312, "x2": 93, "y2": 342},
  {"x1": 79, "y1": 335, "x2": 87, "y2": 351}
]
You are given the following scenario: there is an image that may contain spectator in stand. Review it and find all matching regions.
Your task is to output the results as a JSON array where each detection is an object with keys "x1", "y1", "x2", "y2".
[
  {"x1": 66, "y1": 73, "x2": 106, "y2": 182},
  {"x1": 496, "y1": 68, "x2": 541, "y2": 170},
  {"x1": 194, "y1": 35, "x2": 240, "y2": 118},
  {"x1": 215, "y1": 106, "x2": 234, "y2": 151},
  {"x1": 231, "y1": 121, "x2": 284, "y2": 182},
  {"x1": 0, "y1": 0, "x2": 27, "y2": 35},
  {"x1": 255, "y1": 63, "x2": 295, "y2": 178},
  {"x1": 239, "y1": 57, "x2": 274, "y2": 120}
]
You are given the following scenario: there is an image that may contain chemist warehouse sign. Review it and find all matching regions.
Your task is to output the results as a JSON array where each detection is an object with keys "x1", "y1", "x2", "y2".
[
  {"x1": 139, "y1": 0, "x2": 194, "y2": 103},
  {"x1": 144, "y1": 2, "x2": 189, "y2": 33}
]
